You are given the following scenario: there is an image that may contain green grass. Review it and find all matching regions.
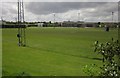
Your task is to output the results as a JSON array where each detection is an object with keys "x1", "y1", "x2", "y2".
[
  {"x1": 2, "y1": 27, "x2": 118, "y2": 76},
  {"x1": 0, "y1": 29, "x2": 2, "y2": 77}
]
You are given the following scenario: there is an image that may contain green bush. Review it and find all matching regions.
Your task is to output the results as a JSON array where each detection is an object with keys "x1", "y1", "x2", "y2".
[
  {"x1": 94, "y1": 38, "x2": 120, "y2": 76},
  {"x1": 82, "y1": 64, "x2": 99, "y2": 76}
]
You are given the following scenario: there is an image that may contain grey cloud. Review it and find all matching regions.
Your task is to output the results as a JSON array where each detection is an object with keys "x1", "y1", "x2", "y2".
[
  {"x1": 1, "y1": 2, "x2": 118, "y2": 22},
  {"x1": 99, "y1": 2, "x2": 118, "y2": 12},
  {"x1": 2, "y1": 2, "x2": 17, "y2": 15},
  {"x1": 81, "y1": 2, "x2": 118, "y2": 18},
  {"x1": 25, "y1": 2, "x2": 108, "y2": 15},
  {"x1": 2, "y1": 8, "x2": 17, "y2": 15},
  {"x1": 1, "y1": 0, "x2": 119, "y2": 2}
]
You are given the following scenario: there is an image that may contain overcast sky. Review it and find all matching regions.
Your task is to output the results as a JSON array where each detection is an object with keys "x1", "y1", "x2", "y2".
[{"x1": 0, "y1": 0, "x2": 119, "y2": 22}]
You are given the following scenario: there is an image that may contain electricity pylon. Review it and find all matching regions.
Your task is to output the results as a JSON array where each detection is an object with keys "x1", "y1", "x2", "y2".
[{"x1": 17, "y1": 0, "x2": 26, "y2": 47}]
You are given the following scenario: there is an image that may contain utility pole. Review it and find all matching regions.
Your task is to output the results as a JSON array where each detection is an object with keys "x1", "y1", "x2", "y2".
[
  {"x1": 1, "y1": 17, "x2": 3, "y2": 25},
  {"x1": 112, "y1": 12, "x2": 114, "y2": 27},
  {"x1": 53, "y1": 13, "x2": 55, "y2": 23},
  {"x1": 78, "y1": 13, "x2": 80, "y2": 22},
  {"x1": 112, "y1": 12, "x2": 114, "y2": 22},
  {"x1": 1, "y1": 17, "x2": 4, "y2": 28},
  {"x1": 17, "y1": 0, "x2": 26, "y2": 47},
  {"x1": 0, "y1": 17, "x2": 2, "y2": 28},
  {"x1": 53, "y1": 13, "x2": 55, "y2": 28},
  {"x1": 1, "y1": 17, "x2": 2, "y2": 21}
]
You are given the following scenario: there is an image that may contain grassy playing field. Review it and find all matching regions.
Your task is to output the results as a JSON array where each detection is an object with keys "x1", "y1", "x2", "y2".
[
  {"x1": 0, "y1": 29, "x2": 2, "y2": 77},
  {"x1": 2, "y1": 27, "x2": 118, "y2": 76}
]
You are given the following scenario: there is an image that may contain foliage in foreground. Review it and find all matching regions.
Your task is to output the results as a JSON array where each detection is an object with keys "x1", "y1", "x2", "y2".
[
  {"x1": 82, "y1": 64, "x2": 99, "y2": 76},
  {"x1": 94, "y1": 38, "x2": 120, "y2": 76}
]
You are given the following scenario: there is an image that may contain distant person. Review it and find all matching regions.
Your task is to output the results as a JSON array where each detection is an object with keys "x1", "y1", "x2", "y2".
[
  {"x1": 17, "y1": 33, "x2": 20, "y2": 46},
  {"x1": 105, "y1": 25, "x2": 109, "y2": 32}
]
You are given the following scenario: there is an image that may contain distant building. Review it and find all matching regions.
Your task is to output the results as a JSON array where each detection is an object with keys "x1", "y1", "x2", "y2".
[
  {"x1": 84, "y1": 22, "x2": 98, "y2": 27},
  {"x1": 38, "y1": 23, "x2": 44, "y2": 27},
  {"x1": 62, "y1": 21, "x2": 85, "y2": 27}
]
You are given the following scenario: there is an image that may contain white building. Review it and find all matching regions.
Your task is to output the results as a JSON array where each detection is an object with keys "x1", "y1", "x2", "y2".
[{"x1": 38, "y1": 23, "x2": 44, "y2": 27}]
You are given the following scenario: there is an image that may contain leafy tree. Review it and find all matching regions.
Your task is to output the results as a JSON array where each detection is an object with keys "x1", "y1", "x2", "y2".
[{"x1": 94, "y1": 38, "x2": 120, "y2": 76}]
